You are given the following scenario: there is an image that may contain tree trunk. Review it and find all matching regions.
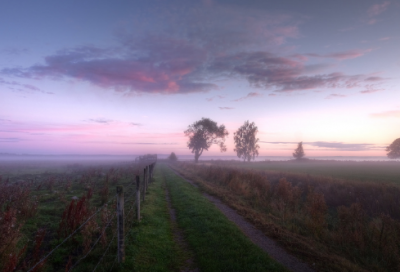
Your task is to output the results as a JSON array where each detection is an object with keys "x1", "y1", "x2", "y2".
[{"x1": 195, "y1": 151, "x2": 199, "y2": 163}]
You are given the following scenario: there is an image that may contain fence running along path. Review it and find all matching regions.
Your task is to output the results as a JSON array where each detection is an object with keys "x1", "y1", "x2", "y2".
[{"x1": 26, "y1": 154, "x2": 157, "y2": 272}]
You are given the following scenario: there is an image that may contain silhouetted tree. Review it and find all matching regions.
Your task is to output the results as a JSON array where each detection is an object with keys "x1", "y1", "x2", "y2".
[
  {"x1": 386, "y1": 138, "x2": 400, "y2": 159},
  {"x1": 293, "y1": 142, "x2": 305, "y2": 160},
  {"x1": 234, "y1": 120, "x2": 260, "y2": 162},
  {"x1": 184, "y1": 118, "x2": 229, "y2": 163},
  {"x1": 168, "y1": 152, "x2": 178, "y2": 161}
]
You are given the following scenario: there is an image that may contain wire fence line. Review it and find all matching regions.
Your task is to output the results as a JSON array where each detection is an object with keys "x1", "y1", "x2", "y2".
[
  {"x1": 27, "y1": 194, "x2": 118, "y2": 272},
  {"x1": 26, "y1": 155, "x2": 157, "y2": 272}
]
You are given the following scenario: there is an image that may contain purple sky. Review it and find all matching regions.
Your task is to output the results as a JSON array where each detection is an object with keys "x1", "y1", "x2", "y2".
[{"x1": 1, "y1": 0, "x2": 399, "y2": 156}]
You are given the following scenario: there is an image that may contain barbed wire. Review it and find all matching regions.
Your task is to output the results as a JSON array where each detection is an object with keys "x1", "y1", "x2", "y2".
[
  {"x1": 91, "y1": 228, "x2": 118, "y2": 272},
  {"x1": 27, "y1": 161, "x2": 154, "y2": 272},
  {"x1": 70, "y1": 183, "x2": 137, "y2": 271},
  {"x1": 67, "y1": 212, "x2": 117, "y2": 272},
  {"x1": 27, "y1": 194, "x2": 117, "y2": 272}
]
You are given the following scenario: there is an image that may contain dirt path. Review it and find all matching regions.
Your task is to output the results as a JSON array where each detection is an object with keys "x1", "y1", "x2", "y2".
[
  {"x1": 169, "y1": 167, "x2": 314, "y2": 272},
  {"x1": 164, "y1": 182, "x2": 200, "y2": 272}
]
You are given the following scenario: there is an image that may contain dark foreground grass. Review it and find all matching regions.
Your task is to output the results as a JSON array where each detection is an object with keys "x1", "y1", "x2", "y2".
[
  {"x1": 120, "y1": 168, "x2": 181, "y2": 272},
  {"x1": 160, "y1": 163, "x2": 288, "y2": 272}
]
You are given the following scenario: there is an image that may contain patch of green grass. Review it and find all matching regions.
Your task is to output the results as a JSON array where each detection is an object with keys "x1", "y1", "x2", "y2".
[
  {"x1": 120, "y1": 168, "x2": 181, "y2": 272},
  {"x1": 160, "y1": 164, "x2": 288, "y2": 272}
]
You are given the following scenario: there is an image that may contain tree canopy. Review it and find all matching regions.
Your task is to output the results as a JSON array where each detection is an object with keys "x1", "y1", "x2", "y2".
[
  {"x1": 168, "y1": 152, "x2": 178, "y2": 161},
  {"x1": 233, "y1": 120, "x2": 260, "y2": 162},
  {"x1": 184, "y1": 118, "x2": 228, "y2": 162},
  {"x1": 386, "y1": 138, "x2": 400, "y2": 159},
  {"x1": 293, "y1": 142, "x2": 305, "y2": 160}
]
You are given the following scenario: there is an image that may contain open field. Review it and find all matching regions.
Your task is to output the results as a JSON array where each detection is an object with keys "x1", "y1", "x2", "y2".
[{"x1": 199, "y1": 160, "x2": 400, "y2": 184}]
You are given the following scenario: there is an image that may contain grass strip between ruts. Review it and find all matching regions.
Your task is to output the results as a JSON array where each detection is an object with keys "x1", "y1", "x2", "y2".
[
  {"x1": 161, "y1": 163, "x2": 288, "y2": 272},
  {"x1": 120, "y1": 167, "x2": 181, "y2": 272}
]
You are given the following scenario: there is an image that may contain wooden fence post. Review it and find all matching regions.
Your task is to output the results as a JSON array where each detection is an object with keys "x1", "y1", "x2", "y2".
[
  {"x1": 146, "y1": 165, "x2": 149, "y2": 189},
  {"x1": 136, "y1": 175, "x2": 140, "y2": 222},
  {"x1": 142, "y1": 168, "x2": 146, "y2": 201},
  {"x1": 116, "y1": 186, "x2": 125, "y2": 263}
]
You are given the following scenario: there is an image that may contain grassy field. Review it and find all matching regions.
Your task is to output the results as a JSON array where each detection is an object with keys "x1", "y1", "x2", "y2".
[{"x1": 202, "y1": 160, "x2": 400, "y2": 184}]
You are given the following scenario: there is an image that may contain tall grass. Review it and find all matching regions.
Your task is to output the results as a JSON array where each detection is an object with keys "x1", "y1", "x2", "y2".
[{"x1": 173, "y1": 162, "x2": 400, "y2": 272}]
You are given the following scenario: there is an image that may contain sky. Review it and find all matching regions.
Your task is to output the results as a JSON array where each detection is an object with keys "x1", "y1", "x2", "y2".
[{"x1": 1, "y1": 0, "x2": 399, "y2": 157}]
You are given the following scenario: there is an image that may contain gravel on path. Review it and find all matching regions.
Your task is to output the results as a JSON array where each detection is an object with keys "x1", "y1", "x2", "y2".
[{"x1": 170, "y1": 167, "x2": 315, "y2": 272}]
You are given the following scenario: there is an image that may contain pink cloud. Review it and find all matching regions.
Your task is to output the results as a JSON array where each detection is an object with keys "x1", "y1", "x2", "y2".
[
  {"x1": 325, "y1": 94, "x2": 347, "y2": 99},
  {"x1": 368, "y1": 1, "x2": 390, "y2": 17},
  {"x1": 206, "y1": 95, "x2": 225, "y2": 102},
  {"x1": 370, "y1": 110, "x2": 400, "y2": 118},
  {"x1": 360, "y1": 85, "x2": 384, "y2": 94},
  {"x1": 306, "y1": 49, "x2": 372, "y2": 60}
]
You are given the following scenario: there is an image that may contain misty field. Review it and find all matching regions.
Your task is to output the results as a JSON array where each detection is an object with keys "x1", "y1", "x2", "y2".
[{"x1": 200, "y1": 159, "x2": 400, "y2": 184}]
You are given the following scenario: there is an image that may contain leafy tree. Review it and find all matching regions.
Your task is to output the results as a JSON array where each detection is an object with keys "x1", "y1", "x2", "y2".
[
  {"x1": 168, "y1": 152, "x2": 178, "y2": 161},
  {"x1": 386, "y1": 138, "x2": 400, "y2": 159},
  {"x1": 233, "y1": 120, "x2": 260, "y2": 162},
  {"x1": 184, "y1": 118, "x2": 229, "y2": 163},
  {"x1": 293, "y1": 142, "x2": 305, "y2": 160}
]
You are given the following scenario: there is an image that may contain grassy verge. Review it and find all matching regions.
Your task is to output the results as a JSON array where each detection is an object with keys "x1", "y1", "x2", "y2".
[
  {"x1": 120, "y1": 167, "x2": 181, "y2": 272},
  {"x1": 160, "y1": 163, "x2": 288, "y2": 272}
]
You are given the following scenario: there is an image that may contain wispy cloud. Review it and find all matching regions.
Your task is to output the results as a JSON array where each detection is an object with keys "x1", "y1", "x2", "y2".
[
  {"x1": 1, "y1": 47, "x2": 29, "y2": 56},
  {"x1": 325, "y1": 94, "x2": 346, "y2": 99},
  {"x1": 233, "y1": 92, "x2": 262, "y2": 102},
  {"x1": 0, "y1": 77, "x2": 47, "y2": 94},
  {"x1": 0, "y1": 137, "x2": 21, "y2": 142},
  {"x1": 262, "y1": 141, "x2": 381, "y2": 151},
  {"x1": 370, "y1": 110, "x2": 400, "y2": 118},
  {"x1": 219, "y1": 107, "x2": 234, "y2": 110},
  {"x1": 306, "y1": 49, "x2": 372, "y2": 60},
  {"x1": 206, "y1": 95, "x2": 225, "y2": 102},
  {"x1": 130, "y1": 122, "x2": 142, "y2": 126},
  {"x1": 86, "y1": 118, "x2": 114, "y2": 124},
  {"x1": 84, "y1": 141, "x2": 178, "y2": 145},
  {"x1": 368, "y1": 1, "x2": 390, "y2": 17},
  {"x1": 366, "y1": 1, "x2": 390, "y2": 24},
  {"x1": 360, "y1": 85, "x2": 384, "y2": 94}
]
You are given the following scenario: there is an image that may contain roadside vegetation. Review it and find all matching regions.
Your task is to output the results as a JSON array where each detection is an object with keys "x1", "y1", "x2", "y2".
[{"x1": 170, "y1": 161, "x2": 400, "y2": 272}]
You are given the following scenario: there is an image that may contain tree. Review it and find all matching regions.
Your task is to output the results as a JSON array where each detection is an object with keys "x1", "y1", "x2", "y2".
[
  {"x1": 386, "y1": 138, "x2": 400, "y2": 159},
  {"x1": 184, "y1": 118, "x2": 229, "y2": 163},
  {"x1": 168, "y1": 152, "x2": 178, "y2": 161},
  {"x1": 233, "y1": 120, "x2": 260, "y2": 162},
  {"x1": 293, "y1": 142, "x2": 305, "y2": 160}
]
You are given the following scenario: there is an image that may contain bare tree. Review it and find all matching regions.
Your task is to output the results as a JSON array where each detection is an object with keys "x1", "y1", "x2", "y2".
[
  {"x1": 293, "y1": 142, "x2": 305, "y2": 160},
  {"x1": 234, "y1": 120, "x2": 260, "y2": 162},
  {"x1": 386, "y1": 138, "x2": 400, "y2": 159},
  {"x1": 184, "y1": 118, "x2": 229, "y2": 163}
]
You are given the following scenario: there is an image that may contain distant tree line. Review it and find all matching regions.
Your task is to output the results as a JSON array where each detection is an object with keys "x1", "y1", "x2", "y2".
[{"x1": 169, "y1": 117, "x2": 399, "y2": 162}]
